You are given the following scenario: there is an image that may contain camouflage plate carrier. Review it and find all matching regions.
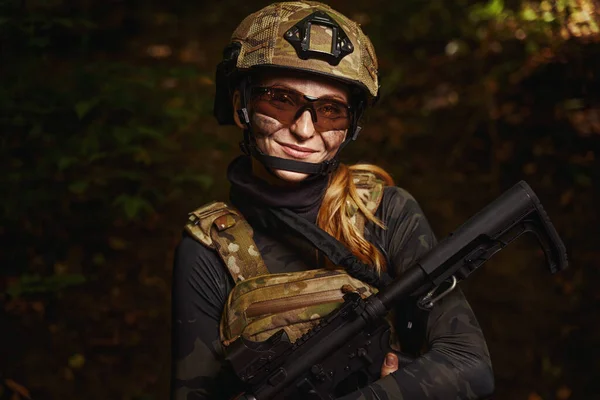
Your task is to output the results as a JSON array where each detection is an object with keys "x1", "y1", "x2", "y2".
[{"x1": 185, "y1": 171, "x2": 387, "y2": 346}]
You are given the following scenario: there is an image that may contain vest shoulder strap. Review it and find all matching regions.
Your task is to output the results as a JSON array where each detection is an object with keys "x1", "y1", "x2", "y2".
[
  {"x1": 347, "y1": 170, "x2": 386, "y2": 234},
  {"x1": 185, "y1": 201, "x2": 269, "y2": 283},
  {"x1": 185, "y1": 171, "x2": 386, "y2": 282}
]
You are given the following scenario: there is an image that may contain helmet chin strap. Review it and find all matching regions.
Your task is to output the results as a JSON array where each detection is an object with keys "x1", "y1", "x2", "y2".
[
  {"x1": 236, "y1": 78, "x2": 364, "y2": 177},
  {"x1": 239, "y1": 128, "x2": 341, "y2": 176}
]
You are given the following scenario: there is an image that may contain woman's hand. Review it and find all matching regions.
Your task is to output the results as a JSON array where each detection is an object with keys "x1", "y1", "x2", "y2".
[{"x1": 380, "y1": 352, "x2": 399, "y2": 378}]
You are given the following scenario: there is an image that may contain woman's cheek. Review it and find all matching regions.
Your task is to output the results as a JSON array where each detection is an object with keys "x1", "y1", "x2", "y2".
[
  {"x1": 251, "y1": 112, "x2": 282, "y2": 138},
  {"x1": 322, "y1": 130, "x2": 347, "y2": 152}
]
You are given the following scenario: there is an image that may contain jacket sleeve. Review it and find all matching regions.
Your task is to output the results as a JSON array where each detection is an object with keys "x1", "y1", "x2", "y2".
[
  {"x1": 338, "y1": 187, "x2": 494, "y2": 399},
  {"x1": 170, "y1": 234, "x2": 237, "y2": 400}
]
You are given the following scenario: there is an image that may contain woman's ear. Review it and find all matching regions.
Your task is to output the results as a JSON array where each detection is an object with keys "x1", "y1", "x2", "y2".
[{"x1": 232, "y1": 90, "x2": 246, "y2": 129}]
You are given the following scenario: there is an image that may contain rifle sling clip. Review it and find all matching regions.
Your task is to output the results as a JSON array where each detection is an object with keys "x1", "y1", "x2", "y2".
[{"x1": 417, "y1": 275, "x2": 458, "y2": 310}]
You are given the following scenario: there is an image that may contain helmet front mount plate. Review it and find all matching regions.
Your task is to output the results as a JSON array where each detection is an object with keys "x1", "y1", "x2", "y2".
[{"x1": 284, "y1": 11, "x2": 354, "y2": 66}]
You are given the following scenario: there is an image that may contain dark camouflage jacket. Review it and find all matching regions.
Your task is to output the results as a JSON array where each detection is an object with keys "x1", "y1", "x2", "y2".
[{"x1": 171, "y1": 182, "x2": 494, "y2": 399}]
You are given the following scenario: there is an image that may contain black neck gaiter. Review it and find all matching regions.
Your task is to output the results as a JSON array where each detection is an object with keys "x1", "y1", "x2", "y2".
[
  {"x1": 227, "y1": 156, "x2": 391, "y2": 288},
  {"x1": 227, "y1": 155, "x2": 329, "y2": 223}
]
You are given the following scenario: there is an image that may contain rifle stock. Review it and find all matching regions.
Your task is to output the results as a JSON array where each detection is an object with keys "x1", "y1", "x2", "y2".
[{"x1": 227, "y1": 181, "x2": 568, "y2": 400}]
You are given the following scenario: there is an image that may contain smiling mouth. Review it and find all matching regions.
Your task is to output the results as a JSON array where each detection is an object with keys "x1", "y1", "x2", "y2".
[{"x1": 278, "y1": 142, "x2": 318, "y2": 159}]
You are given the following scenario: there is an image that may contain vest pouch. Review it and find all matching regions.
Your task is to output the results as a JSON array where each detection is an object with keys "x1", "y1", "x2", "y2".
[{"x1": 220, "y1": 268, "x2": 377, "y2": 345}]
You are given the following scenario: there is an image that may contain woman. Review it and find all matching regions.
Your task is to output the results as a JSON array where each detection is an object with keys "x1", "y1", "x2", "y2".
[{"x1": 171, "y1": 2, "x2": 494, "y2": 399}]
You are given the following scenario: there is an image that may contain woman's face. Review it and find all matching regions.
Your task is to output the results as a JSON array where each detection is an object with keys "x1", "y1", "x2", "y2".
[{"x1": 234, "y1": 73, "x2": 350, "y2": 183}]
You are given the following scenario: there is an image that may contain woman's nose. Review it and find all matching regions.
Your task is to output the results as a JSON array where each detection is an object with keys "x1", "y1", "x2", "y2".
[{"x1": 289, "y1": 110, "x2": 317, "y2": 140}]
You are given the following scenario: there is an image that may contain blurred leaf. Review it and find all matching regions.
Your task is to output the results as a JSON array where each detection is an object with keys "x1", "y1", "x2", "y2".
[
  {"x1": 54, "y1": 17, "x2": 74, "y2": 28},
  {"x1": 58, "y1": 157, "x2": 77, "y2": 171},
  {"x1": 89, "y1": 152, "x2": 108, "y2": 162},
  {"x1": 115, "y1": 170, "x2": 144, "y2": 181},
  {"x1": 575, "y1": 174, "x2": 592, "y2": 187},
  {"x1": 54, "y1": 262, "x2": 68, "y2": 275},
  {"x1": 68, "y1": 353, "x2": 85, "y2": 369},
  {"x1": 113, "y1": 195, "x2": 155, "y2": 220},
  {"x1": 521, "y1": 6, "x2": 538, "y2": 22},
  {"x1": 542, "y1": 11, "x2": 554, "y2": 23},
  {"x1": 556, "y1": 385, "x2": 572, "y2": 400},
  {"x1": 542, "y1": 356, "x2": 562, "y2": 377},
  {"x1": 560, "y1": 190, "x2": 574, "y2": 206},
  {"x1": 64, "y1": 368, "x2": 74, "y2": 381},
  {"x1": 29, "y1": 37, "x2": 50, "y2": 47},
  {"x1": 75, "y1": 99, "x2": 99, "y2": 119},
  {"x1": 92, "y1": 253, "x2": 106, "y2": 266},
  {"x1": 134, "y1": 148, "x2": 152, "y2": 165},
  {"x1": 29, "y1": 123, "x2": 43, "y2": 137},
  {"x1": 526, "y1": 40, "x2": 540, "y2": 54},
  {"x1": 173, "y1": 173, "x2": 213, "y2": 188},
  {"x1": 108, "y1": 237, "x2": 129, "y2": 250},
  {"x1": 469, "y1": 0, "x2": 505, "y2": 22},
  {"x1": 563, "y1": 98, "x2": 586, "y2": 111},
  {"x1": 137, "y1": 126, "x2": 164, "y2": 139},
  {"x1": 4, "y1": 379, "x2": 31, "y2": 399},
  {"x1": 7, "y1": 274, "x2": 86, "y2": 298},
  {"x1": 68, "y1": 181, "x2": 89, "y2": 194}
]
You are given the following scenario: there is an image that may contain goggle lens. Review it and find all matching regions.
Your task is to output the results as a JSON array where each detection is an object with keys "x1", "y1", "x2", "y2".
[{"x1": 250, "y1": 87, "x2": 351, "y2": 132}]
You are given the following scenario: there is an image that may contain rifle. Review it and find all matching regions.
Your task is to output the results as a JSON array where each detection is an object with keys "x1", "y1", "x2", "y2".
[{"x1": 226, "y1": 181, "x2": 568, "y2": 399}]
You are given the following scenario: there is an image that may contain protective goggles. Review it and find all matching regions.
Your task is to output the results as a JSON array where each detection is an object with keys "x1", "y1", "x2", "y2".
[{"x1": 249, "y1": 86, "x2": 352, "y2": 132}]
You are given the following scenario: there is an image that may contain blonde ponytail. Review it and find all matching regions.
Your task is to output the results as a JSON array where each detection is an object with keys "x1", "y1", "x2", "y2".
[{"x1": 317, "y1": 163, "x2": 394, "y2": 273}]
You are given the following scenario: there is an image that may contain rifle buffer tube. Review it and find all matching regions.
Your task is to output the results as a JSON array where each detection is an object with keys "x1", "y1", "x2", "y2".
[{"x1": 380, "y1": 181, "x2": 567, "y2": 307}]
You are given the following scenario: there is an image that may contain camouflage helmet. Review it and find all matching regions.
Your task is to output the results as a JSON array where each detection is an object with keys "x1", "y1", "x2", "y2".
[
  {"x1": 214, "y1": 1, "x2": 380, "y2": 126},
  {"x1": 234, "y1": 1, "x2": 378, "y2": 96}
]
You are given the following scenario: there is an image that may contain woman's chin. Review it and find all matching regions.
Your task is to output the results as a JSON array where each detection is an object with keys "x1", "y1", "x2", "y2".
[{"x1": 272, "y1": 168, "x2": 311, "y2": 183}]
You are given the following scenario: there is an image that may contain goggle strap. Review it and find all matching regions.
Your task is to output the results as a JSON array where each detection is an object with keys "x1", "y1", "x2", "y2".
[
  {"x1": 351, "y1": 125, "x2": 362, "y2": 141},
  {"x1": 237, "y1": 108, "x2": 251, "y2": 127}
]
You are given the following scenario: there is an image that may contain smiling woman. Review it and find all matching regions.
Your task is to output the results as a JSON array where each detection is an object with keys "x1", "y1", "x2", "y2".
[
  {"x1": 233, "y1": 73, "x2": 351, "y2": 182},
  {"x1": 170, "y1": 2, "x2": 494, "y2": 400}
]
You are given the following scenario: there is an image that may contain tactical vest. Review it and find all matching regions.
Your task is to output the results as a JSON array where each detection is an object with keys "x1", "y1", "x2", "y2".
[{"x1": 185, "y1": 171, "x2": 389, "y2": 346}]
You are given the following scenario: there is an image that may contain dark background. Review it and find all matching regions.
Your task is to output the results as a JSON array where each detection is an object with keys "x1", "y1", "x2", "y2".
[{"x1": 1, "y1": 0, "x2": 598, "y2": 399}]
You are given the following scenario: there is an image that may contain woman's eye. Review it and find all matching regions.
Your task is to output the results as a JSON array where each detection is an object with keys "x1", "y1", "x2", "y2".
[
  {"x1": 318, "y1": 104, "x2": 345, "y2": 118},
  {"x1": 270, "y1": 91, "x2": 294, "y2": 105}
]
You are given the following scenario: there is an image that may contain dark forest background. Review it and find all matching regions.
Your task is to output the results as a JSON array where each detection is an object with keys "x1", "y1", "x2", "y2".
[{"x1": 1, "y1": 0, "x2": 599, "y2": 399}]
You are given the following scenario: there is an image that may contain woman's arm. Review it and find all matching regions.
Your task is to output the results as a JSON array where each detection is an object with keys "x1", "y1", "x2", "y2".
[
  {"x1": 170, "y1": 235, "x2": 236, "y2": 400},
  {"x1": 339, "y1": 187, "x2": 494, "y2": 399}
]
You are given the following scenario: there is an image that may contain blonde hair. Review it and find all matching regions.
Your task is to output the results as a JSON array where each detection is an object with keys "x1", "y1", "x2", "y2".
[{"x1": 317, "y1": 163, "x2": 394, "y2": 273}]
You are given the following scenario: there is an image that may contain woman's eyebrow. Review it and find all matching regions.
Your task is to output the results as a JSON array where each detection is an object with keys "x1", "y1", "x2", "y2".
[
  {"x1": 317, "y1": 93, "x2": 348, "y2": 102},
  {"x1": 268, "y1": 84, "x2": 348, "y2": 103}
]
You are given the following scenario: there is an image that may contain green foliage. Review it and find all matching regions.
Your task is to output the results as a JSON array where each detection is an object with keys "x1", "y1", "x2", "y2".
[
  {"x1": 113, "y1": 195, "x2": 155, "y2": 220},
  {"x1": 6, "y1": 273, "x2": 86, "y2": 298},
  {"x1": 2, "y1": 61, "x2": 214, "y2": 228},
  {"x1": 469, "y1": 0, "x2": 505, "y2": 22},
  {"x1": 1, "y1": 7, "x2": 215, "y2": 234}
]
